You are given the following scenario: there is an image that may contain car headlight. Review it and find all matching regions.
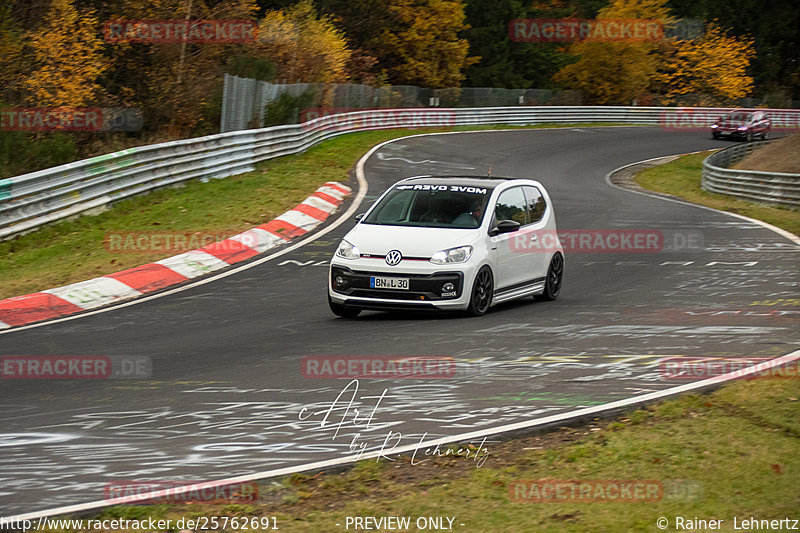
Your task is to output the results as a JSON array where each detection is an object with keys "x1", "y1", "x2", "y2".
[
  {"x1": 737, "y1": 126, "x2": 748, "y2": 131},
  {"x1": 710, "y1": 124, "x2": 718, "y2": 128},
  {"x1": 336, "y1": 239, "x2": 360, "y2": 260},
  {"x1": 430, "y1": 245, "x2": 473, "y2": 264}
]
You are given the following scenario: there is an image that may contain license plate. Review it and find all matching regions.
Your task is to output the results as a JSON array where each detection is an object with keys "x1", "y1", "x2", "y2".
[{"x1": 370, "y1": 276, "x2": 409, "y2": 290}]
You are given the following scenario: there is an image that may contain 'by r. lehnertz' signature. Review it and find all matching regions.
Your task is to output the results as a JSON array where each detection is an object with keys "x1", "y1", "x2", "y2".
[{"x1": 299, "y1": 379, "x2": 493, "y2": 467}]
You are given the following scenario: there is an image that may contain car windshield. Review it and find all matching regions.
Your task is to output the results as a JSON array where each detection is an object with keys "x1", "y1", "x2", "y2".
[
  {"x1": 362, "y1": 184, "x2": 491, "y2": 229},
  {"x1": 724, "y1": 112, "x2": 752, "y2": 122}
]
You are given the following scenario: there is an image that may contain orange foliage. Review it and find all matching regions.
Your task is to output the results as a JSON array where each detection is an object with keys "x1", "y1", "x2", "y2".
[
  {"x1": 378, "y1": 0, "x2": 478, "y2": 88},
  {"x1": 552, "y1": 0, "x2": 673, "y2": 104},
  {"x1": 656, "y1": 22, "x2": 756, "y2": 106},
  {"x1": 250, "y1": 0, "x2": 352, "y2": 83},
  {"x1": 21, "y1": 0, "x2": 107, "y2": 107}
]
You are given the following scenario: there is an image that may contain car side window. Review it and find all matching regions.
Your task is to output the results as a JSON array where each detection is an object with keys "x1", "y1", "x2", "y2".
[
  {"x1": 523, "y1": 186, "x2": 547, "y2": 224},
  {"x1": 374, "y1": 189, "x2": 413, "y2": 223},
  {"x1": 494, "y1": 187, "x2": 528, "y2": 227}
]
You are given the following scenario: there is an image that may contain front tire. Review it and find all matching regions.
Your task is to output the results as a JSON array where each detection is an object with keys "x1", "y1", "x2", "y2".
[
  {"x1": 329, "y1": 295, "x2": 360, "y2": 318},
  {"x1": 466, "y1": 266, "x2": 493, "y2": 316},
  {"x1": 536, "y1": 252, "x2": 563, "y2": 301}
]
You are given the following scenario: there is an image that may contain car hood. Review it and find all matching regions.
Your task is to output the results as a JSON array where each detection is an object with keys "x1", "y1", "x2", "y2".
[{"x1": 345, "y1": 223, "x2": 482, "y2": 257}]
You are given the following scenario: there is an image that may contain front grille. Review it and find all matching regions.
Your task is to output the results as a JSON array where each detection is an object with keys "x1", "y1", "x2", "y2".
[{"x1": 331, "y1": 267, "x2": 463, "y2": 301}]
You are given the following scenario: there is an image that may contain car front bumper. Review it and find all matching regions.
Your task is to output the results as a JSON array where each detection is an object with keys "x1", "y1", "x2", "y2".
[
  {"x1": 328, "y1": 259, "x2": 479, "y2": 312},
  {"x1": 713, "y1": 128, "x2": 750, "y2": 138}
]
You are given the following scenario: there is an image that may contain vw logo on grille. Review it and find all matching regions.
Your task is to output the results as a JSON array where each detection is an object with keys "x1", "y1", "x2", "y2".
[{"x1": 385, "y1": 250, "x2": 403, "y2": 266}]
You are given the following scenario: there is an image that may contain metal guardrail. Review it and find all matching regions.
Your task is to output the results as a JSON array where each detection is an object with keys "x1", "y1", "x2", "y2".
[
  {"x1": 0, "y1": 106, "x2": 752, "y2": 239},
  {"x1": 220, "y1": 74, "x2": 800, "y2": 133},
  {"x1": 702, "y1": 141, "x2": 800, "y2": 209}
]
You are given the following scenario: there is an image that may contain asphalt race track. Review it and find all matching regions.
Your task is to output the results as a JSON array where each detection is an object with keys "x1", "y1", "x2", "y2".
[{"x1": 1, "y1": 126, "x2": 798, "y2": 517}]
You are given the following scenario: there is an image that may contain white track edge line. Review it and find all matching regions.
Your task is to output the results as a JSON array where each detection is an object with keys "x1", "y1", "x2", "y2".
[
  {"x1": 604, "y1": 152, "x2": 800, "y2": 246},
  {"x1": 7, "y1": 349, "x2": 799, "y2": 521}
]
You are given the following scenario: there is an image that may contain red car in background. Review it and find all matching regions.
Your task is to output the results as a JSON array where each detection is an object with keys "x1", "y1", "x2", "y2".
[{"x1": 711, "y1": 110, "x2": 771, "y2": 141}]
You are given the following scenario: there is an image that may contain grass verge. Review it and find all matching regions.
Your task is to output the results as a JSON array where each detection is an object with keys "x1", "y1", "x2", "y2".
[
  {"x1": 0, "y1": 123, "x2": 625, "y2": 300},
  {"x1": 634, "y1": 150, "x2": 800, "y2": 236},
  {"x1": 36, "y1": 375, "x2": 800, "y2": 532},
  {"x1": 734, "y1": 134, "x2": 800, "y2": 174}
]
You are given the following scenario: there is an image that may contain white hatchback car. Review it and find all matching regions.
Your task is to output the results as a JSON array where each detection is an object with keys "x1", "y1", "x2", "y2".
[{"x1": 328, "y1": 176, "x2": 564, "y2": 317}]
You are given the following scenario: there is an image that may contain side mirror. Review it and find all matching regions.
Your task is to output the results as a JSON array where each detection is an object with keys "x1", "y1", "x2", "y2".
[
  {"x1": 354, "y1": 213, "x2": 364, "y2": 221},
  {"x1": 490, "y1": 219, "x2": 521, "y2": 236}
]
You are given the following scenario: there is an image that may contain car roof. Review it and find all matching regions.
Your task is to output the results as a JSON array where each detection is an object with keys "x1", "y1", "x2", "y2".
[{"x1": 397, "y1": 175, "x2": 535, "y2": 190}]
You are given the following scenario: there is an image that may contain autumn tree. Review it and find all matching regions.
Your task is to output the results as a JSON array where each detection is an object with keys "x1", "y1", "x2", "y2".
[
  {"x1": 20, "y1": 0, "x2": 107, "y2": 107},
  {"x1": 314, "y1": 0, "x2": 393, "y2": 54},
  {"x1": 654, "y1": 22, "x2": 756, "y2": 106},
  {"x1": 0, "y1": 5, "x2": 24, "y2": 101},
  {"x1": 668, "y1": 0, "x2": 800, "y2": 102},
  {"x1": 553, "y1": 0, "x2": 674, "y2": 104},
  {"x1": 252, "y1": 0, "x2": 353, "y2": 83},
  {"x1": 376, "y1": 0, "x2": 478, "y2": 88},
  {"x1": 463, "y1": 0, "x2": 574, "y2": 89},
  {"x1": 104, "y1": 0, "x2": 258, "y2": 135}
]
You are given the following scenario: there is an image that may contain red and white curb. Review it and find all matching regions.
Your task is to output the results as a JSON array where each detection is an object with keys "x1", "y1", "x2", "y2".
[{"x1": 0, "y1": 182, "x2": 351, "y2": 329}]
